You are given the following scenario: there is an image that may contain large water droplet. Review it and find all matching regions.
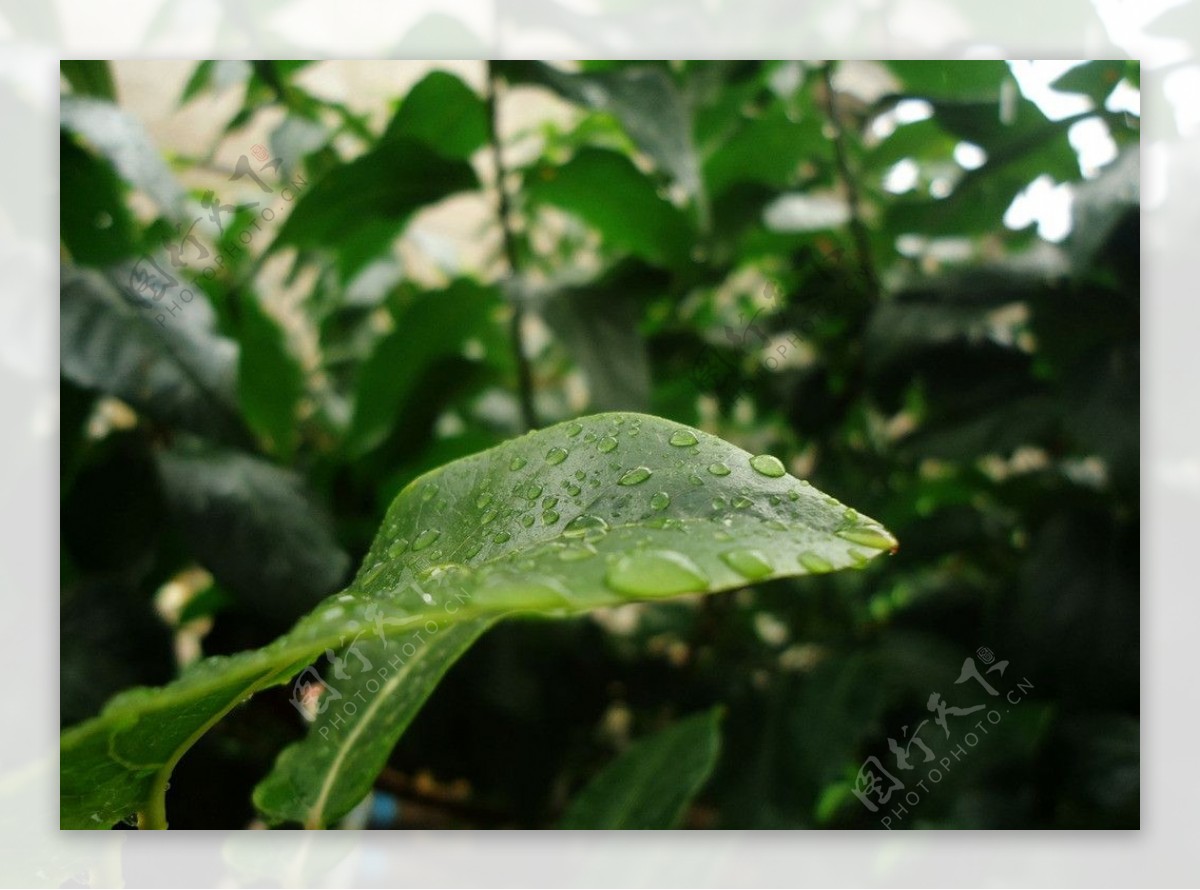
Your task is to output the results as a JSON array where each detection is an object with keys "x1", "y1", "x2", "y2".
[
  {"x1": 559, "y1": 542, "x2": 597, "y2": 561},
  {"x1": 749, "y1": 454, "x2": 786, "y2": 478},
  {"x1": 799, "y1": 551, "x2": 834, "y2": 573},
  {"x1": 604, "y1": 550, "x2": 710, "y2": 597},
  {"x1": 520, "y1": 514, "x2": 535, "y2": 528},
  {"x1": 720, "y1": 548, "x2": 774, "y2": 580},
  {"x1": 836, "y1": 525, "x2": 898, "y2": 552},
  {"x1": 563, "y1": 514, "x2": 609, "y2": 540},
  {"x1": 546, "y1": 446, "x2": 569, "y2": 465},
  {"x1": 669, "y1": 429, "x2": 698, "y2": 447},
  {"x1": 542, "y1": 509, "x2": 560, "y2": 524},
  {"x1": 542, "y1": 496, "x2": 559, "y2": 510},
  {"x1": 597, "y1": 435, "x2": 618, "y2": 453},
  {"x1": 566, "y1": 422, "x2": 583, "y2": 437},
  {"x1": 520, "y1": 482, "x2": 543, "y2": 500},
  {"x1": 412, "y1": 529, "x2": 441, "y2": 551},
  {"x1": 650, "y1": 491, "x2": 671, "y2": 511},
  {"x1": 708, "y1": 462, "x2": 731, "y2": 477},
  {"x1": 387, "y1": 537, "x2": 410, "y2": 559},
  {"x1": 619, "y1": 466, "x2": 652, "y2": 486}
]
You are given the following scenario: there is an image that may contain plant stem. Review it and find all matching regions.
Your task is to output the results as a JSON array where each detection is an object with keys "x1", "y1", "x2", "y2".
[
  {"x1": 485, "y1": 62, "x2": 538, "y2": 431},
  {"x1": 820, "y1": 62, "x2": 881, "y2": 303}
]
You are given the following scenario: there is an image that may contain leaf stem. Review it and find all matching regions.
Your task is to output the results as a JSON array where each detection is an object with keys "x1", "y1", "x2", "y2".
[
  {"x1": 820, "y1": 62, "x2": 881, "y2": 303},
  {"x1": 485, "y1": 62, "x2": 538, "y2": 431}
]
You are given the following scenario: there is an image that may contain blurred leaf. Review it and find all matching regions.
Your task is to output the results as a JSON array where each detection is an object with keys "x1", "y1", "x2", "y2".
[
  {"x1": 272, "y1": 137, "x2": 478, "y2": 280},
  {"x1": 1050, "y1": 61, "x2": 1126, "y2": 107},
  {"x1": 61, "y1": 61, "x2": 116, "y2": 101},
  {"x1": 236, "y1": 294, "x2": 305, "y2": 461},
  {"x1": 503, "y1": 61, "x2": 703, "y2": 206},
  {"x1": 703, "y1": 106, "x2": 828, "y2": 198},
  {"x1": 179, "y1": 60, "x2": 252, "y2": 104},
  {"x1": 542, "y1": 262, "x2": 664, "y2": 411},
  {"x1": 345, "y1": 279, "x2": 504, "y2": 458},
  {"x1": 527, "y1": 147, "x2": 693, "y2": 267},
  {"x1": 887, "y1": 61, "x2": 1013, "y2": 101},
  {"x1": 61, "y1": 413, "x2": 896, "y2": 828},
  {"x1": 60, "y1": 96, "x2": 187, "y2": 217},
  {"x1": 60, "y1": 131, "x2": 140, "y2": 266},
  {"x1": 154, "y1": 441, "x2": 351, "y2": 624},
  {"x1": 560, "y1": 708, "x2": 722, "y2": 829},
  {"x1": 60, "y1": 263, "x2": 245, "y2": 442},
  {"x1": 381, "y1": 70, "x2": 488, "y2": 160}
]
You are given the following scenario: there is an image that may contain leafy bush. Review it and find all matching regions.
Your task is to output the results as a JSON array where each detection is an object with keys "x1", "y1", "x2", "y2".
[{"x1": 59, "y1": 60, "x2": 1139, "y2": 829}]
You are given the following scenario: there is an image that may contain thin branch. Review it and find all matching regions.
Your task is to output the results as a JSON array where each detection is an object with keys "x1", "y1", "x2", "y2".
[
  {"x1": 485, "y1": 63, "x2": 538, "y2": 431},
  {"x1": 820, "y1": 62, "x2": 881, "y2": 303}
]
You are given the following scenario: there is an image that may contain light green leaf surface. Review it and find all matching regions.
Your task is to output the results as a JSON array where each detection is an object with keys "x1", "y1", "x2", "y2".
[
  {"x1": 60, "y1": 413, "x2": 896, "y2": 829},
  {"x1": 560, "y1": 708, "x2": 722, "y2": 829}
]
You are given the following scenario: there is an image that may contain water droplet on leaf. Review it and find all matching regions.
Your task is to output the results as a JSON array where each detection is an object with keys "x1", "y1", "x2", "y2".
[
  {"x1": 669, "y1": 429, "x2": 698, "y2": 447},
  {"x1": 619, "y1": 466, "x2": 652, "y2": 486},
  {"x1": 720, "y1": 548, "x2": 774, "y2": 580},
  {"x1": 749, "y1": 454, "x2": 786, "y2": 477},
  {"x1": 412, "y1": 529, "x2": 441, "y2": 551},
  {"x1": 605, "y1": 550, "x2": 710, "y2": 597}
]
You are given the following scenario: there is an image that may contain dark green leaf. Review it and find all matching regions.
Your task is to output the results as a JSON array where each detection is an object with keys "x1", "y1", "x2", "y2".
[
  {"x1": 560, "y1": 708, "x2": 722, "y2": 829},
  {"x1": 61, "y1": 61, "x2": 116, "y2": 101},
  {"x1": 236, "y1": 295, "x2": 304, "y2": 460},
  {"x1": 381, "y1": 70, "x2": 488, "y2": 159}
]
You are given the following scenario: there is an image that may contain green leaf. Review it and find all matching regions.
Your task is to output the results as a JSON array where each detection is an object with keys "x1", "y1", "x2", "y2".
[
  {"x1": 381, "y1": 70, "x2": 488, "y2": 160},
  {"x1": 527, "y1": 148, "x2": 694, "y2": 268},
  {"x1": 60, "y1": 413, "x2": 896, "y2": 829},
  {"x1": 1049, "y1": 61, "x2": 1126, "y2": 108},
  {"x1": 253, "y1": 619, "x2": 494, "y2": 827},
  {"x1": 155, "y1": 441, "x2": 351, "y2": 623},
  {"x1": 345, "y1": 279, "x2": 505, "y2": 458},
  {"x1": 60, "y1": 263, "x2": 246, "y2": 443},
  {"x1": 887, "y1": 61, "x2": 1014, "y2": 101},
  {"x1": 272, "y1": 136, "x2": 478, "y2": 280},
  {"x1": 502, "y1": 62, "x2": 704, "y2": 208},
  {"x1": 236, "y1": 295, "x2": 304, "y2": 460},
  {"x1": 560, "y1": 708, "x2": 722, "y2": 829},
  {"x1": 702, "y1": 106, "x2": 829, "y2": 198},
  {"x1": 60, "y1": 96, "x2": 187, "y2": 218},
  {"x1": 61, "y1": 61, "x2": 116, "y2": 101},
  {"x1": 60, "y1": 131, "x2": 140, "y2": 266}
]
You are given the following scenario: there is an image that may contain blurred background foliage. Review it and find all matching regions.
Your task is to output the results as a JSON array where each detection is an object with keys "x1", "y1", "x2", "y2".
[{"x1": 59, "y1": 59, "x2": 1139, "y2": 828}]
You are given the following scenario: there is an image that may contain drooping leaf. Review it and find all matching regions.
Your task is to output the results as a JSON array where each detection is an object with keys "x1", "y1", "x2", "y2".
[
  {"x1": 59, "y1": 263, "x2": 246, "y2": 443},
  {"x1": 60, "y1": 131, "x2": 140, "y2": 266},
  {"x1": 60, "y1": 412, "x2": 896, "y2": 829},
  {"x1": 527, "y1": 148, "x2": 694, "y2": 268},
  {"x1": 560, "y1": 708, "x2": 722, "y2": 829},
  {"x1": 253, "y1": 619, "x2": 494, "y2": 828}
]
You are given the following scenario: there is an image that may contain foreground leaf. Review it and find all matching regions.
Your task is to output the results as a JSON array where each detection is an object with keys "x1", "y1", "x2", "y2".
[
  {"x1": 560, "y1": 708, "x2": 722, "y2": 829},
  {"x1": 60, "y1": 413, "x2": 896, "y2": 829}
]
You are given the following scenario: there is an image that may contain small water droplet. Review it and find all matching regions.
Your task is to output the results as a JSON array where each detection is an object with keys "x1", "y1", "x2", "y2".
[
  {"x1": 480, "y1": 509, "x2": 498, "y2": 525},
  {"x1": 566, "y1": 483, "x2": 582, "y2": 497},
  {"x1": 799, "y1": 551, "x2": 834, "y2": 573},
  {"x1": 597, "y1": 435, "x2": 618, "y2": 453},
  {"x1": 510, "y1": 456, "x2": 528, "y2": 471},
  {"x1": 476, "y1": 492, "x2": 493, "y2": 509},
  {"x1": 689, "y1": 473, "x2": 703, "y2": 487},
  {"x1": 712, "y1": 497, "x2": 727, "y2": 511},
  {"x1": 732, "y1": 496, "x2": 753, "y2": 509},
  {"x1": 543, "y1": 509, "x2": 560, "y2": 524},
  {"x1": 836, "y1": 525, "x2": 899, "y2": 552},
  {"x1": 650, "y1": 491, "x2": 670, "y2": 511},
  {"x1": 520, "y1": 514, "x2": 535, "y2": 528},
  {"x1": 604, "y1": 550, "x2": 709, "y2": 597},
  {"x1": 464, "y1": 541, "x2": 484, "y2": 560},
  {"x1": 421, "y1": 484, "x2": 439, "y2": 502},
  {"x1": 749, "y1": 454, "x2": 786, "y2": 478},
  {"x1": 412, "y1": 529, "x2": 441, "y2": 551},
  {"x1": 769, "y1": 495, "x2": 782, "y2": 506},
  {"x1": 387, "y1": 537, "x2": 409, "y2": 558},
  {"x1": 566, "y1": 421, "x2": 583, "y2": 437},
  {"x1": 619, "y1": 466, "x2": 652, "y2": 486},
  {"x1": 708, "y1": 462, "x2": 731, "y2": 477},
  {"x1": 563, "y1": 514, "x2": 609, "y2": 540},
  {"x1": 788, "y1": 489, "x2": 801, "y2": 501},
  {"x1": 669, "y1": 429, "x2": 699, "y2": 447},
  {"x1": 520, "y1": 482, "x2": 543, "y2": 500},
  {"x1": 721, "y1": 548, "x2": 774, "y2": 580},
  {"x1": 542, "y1": 496, "x2": 559, "y2": 510},
  {"x1": 361, "y1": 562, "x2": 384, "y2": 585},
  {"x1": 843, "y1": 508, "x2": 859, "y2": 522},
  {"x1": 546, "y1": 446, "x2": 569, "y2": 465},
  {"x1": 493, "y1": 530, "x2": 512, "y2": 544},
  {"x1": 765, "y1": 519, "x2": 788, "y2": 531}
]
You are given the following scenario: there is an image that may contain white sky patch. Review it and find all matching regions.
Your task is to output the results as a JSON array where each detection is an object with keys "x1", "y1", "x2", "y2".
[
  {"x1": 870, "y1": 98, "x2": 933, "y2": 140},
  {"x1": 883, "y1": 158, "x2": 920, "y2": 194},
  {"x1": 954, "y1": 142, "x2": 987, "y2": 170},
  {"x1": 1164, "y1": 65, "x2": 1200, "y2": 137},
  {"x1": 1004, "y1": 174, "x2": 1074, "y2": 242},
  {"x1": 1069, "y1": 117, "x2": 1118, "y2": 178},
  {"x1": 1010, "y1": 60, "x2": 1093, "y2": 120}
]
